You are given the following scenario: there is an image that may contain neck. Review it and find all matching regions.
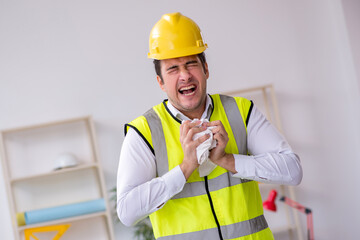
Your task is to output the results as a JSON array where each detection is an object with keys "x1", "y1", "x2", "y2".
[
  {"x1": 167, "y1": 96, "x2": 209, "y2": 121},
  {"x1": 177, "y1": 101, "x2": 206, "y2": 120},
  {"x1": 182, "y1": 110, "x2": 204, "y2": 120}
]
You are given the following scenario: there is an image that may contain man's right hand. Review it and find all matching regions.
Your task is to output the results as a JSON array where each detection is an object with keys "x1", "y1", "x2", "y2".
[{"x1": 179, "y1": 120, "x2": 210, "y2": 180}]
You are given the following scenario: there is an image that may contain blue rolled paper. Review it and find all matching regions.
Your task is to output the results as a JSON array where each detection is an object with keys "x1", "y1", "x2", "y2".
[{"x1": 25, "y1": 198, "x2": 106, "y2": 225}]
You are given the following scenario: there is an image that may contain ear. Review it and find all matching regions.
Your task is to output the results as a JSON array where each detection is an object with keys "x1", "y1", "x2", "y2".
[
  {"x1": 157, "y1": 75, "x2": 166, "y2": 92},
  {"x1": 204, "y1": 62, "x2": 209, "y2": 79}
]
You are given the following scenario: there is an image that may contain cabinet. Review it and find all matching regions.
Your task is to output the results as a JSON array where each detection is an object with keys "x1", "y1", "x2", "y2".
[
  {"x1": 0, "y1": 116, "x2": 115, "y2": 240},
  {"x1": 222, "y1": 84, "x2": 303, "y2": 240}
]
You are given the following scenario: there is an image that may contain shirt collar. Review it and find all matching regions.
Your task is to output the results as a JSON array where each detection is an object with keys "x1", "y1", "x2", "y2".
[{"x1": 166, "y1": 95, "x2": 213, "y2": 122}]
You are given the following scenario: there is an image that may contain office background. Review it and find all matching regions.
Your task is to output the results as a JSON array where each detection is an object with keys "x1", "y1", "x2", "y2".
[{"x1": 1, "y1": 0, "x2": 359, "y2": 239}]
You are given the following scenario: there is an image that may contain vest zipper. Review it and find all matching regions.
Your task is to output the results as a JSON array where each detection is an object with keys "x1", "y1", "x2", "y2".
[{"x1": 204, "y1": 176, "x2": 224, "y2": 240}]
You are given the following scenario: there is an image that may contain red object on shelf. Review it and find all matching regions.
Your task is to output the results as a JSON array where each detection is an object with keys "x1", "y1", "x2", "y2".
[
  {"x1": 263, "y1": 189, "x2": 277, "y2": 212},
  {"x1": 263, "y1": 189, "x2": 314, "y2": 240}
]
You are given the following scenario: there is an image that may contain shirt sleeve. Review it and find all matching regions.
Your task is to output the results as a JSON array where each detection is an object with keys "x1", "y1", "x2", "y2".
[
  {"x1": 116, "y1": 128, "x2": 186, "y2": 227},
  {"x1": 232, "y1": 105, "x2": 303, "y2": 185}
]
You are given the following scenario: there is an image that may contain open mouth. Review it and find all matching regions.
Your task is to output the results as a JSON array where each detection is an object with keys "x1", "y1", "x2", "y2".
[{"x1": 179, "y1": 85, "x2": 196, "y2": 96}]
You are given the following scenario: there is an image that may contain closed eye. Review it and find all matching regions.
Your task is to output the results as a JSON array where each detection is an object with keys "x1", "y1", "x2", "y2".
[
  {"x1": 186, "y1": 60, "x2": 199, "y2": 68},
  {"x1": 166, "y1": 65, "x2": 179, "y2": 73}
]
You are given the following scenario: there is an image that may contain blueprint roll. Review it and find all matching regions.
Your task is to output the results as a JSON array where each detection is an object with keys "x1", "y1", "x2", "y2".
[{"x1": 25, "y1": 198, "x2": 106, "y2": 225}]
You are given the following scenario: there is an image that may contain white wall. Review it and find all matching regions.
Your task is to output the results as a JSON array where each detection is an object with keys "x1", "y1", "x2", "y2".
[
  {"x1": 342, "y1": 0, "x2": 360, "y2": 92},
  {"x1": 1, "y1": 0, "x2": 359, "y2": 239}
]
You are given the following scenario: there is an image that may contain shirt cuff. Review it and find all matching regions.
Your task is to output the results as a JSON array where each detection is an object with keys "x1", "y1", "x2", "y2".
[
  {"x1": 162, "y1": 165, "x2": 186, "y2": 197},
  {"x1": 232, "y1": 154, "x2": 256, "y2": 179}
]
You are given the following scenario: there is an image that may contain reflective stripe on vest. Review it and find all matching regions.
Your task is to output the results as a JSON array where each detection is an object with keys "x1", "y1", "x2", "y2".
[
  {"x1": 144, "y1": 108, "x2": 168, "y2": 177},
  {"x1": 157, "y1": 215, "x2": 268, "y2": 240},
  {"x1": 172, "y1": 172, "x2": 252, "y2": 199},
  {"x1": 219, "y1": 94, "x2": 247, "y2": 155}
]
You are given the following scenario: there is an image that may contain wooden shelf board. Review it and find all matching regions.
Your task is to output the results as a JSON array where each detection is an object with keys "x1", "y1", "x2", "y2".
[
  {"x1": 17, "y1": 211, "x2": 107, "y2": 232},
  {"x1": 10, "y1": 163, "x2": 98, "y2": 183},
  {"x1": 1, "y1": 116, "x2": 91, "y2": 134},
  {"x1": 222, "y1": 84, "x2": 273, "y2": 96}
]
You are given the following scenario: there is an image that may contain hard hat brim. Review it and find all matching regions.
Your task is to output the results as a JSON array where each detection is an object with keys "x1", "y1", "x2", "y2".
[{"x1": 148, "y1": 45, "x2": 207, "y2": 60}]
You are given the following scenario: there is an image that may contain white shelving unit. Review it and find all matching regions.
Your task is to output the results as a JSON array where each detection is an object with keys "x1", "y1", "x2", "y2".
[
  {"x1": 0, "y1": 116, "x2": 115, "y2": 240},
  {"x1": 222, "y1": 84, "x2": 304, "y2": 240}
]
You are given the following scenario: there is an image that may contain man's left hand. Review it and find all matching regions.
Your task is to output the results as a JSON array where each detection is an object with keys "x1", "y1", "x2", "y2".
[{"x1": 204, "y1": 120, "x2": 237, "y2": 174}]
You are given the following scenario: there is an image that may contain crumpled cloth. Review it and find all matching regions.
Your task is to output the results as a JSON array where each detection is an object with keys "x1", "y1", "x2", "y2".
[{"x1": 186, "y1": 119, "x2": 217, "y2": 177}]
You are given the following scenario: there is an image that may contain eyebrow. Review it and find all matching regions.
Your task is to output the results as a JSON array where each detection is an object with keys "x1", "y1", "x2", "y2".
[
  {"x1": 186, "y1": 60, "x2": 198, "y2": 65},
  {"x1": 166, "y1": 60, "x2": 199, "y2": 72}
]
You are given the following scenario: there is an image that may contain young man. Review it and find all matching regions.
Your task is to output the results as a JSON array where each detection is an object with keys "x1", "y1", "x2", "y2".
[{"x1": 117, "y1": 12, "x2": 302, "y2": 240}]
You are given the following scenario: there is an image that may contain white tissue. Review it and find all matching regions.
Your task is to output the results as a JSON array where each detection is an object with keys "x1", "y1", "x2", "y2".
[{"x1": 188, "y1": 119, "x2": 217, "y2": 177}]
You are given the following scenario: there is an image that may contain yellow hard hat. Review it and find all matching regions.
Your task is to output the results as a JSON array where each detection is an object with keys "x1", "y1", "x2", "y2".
[{"x1": 148, "y1": 12, "x2": 208, "y2": 60}]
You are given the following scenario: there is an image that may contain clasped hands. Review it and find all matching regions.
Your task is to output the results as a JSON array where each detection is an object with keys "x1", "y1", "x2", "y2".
[{"x1": 179, "y1": 120, "x2": 236, "y2": 180}]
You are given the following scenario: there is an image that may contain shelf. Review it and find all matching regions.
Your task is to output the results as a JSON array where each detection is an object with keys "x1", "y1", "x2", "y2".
[
  {"x1": 222, "y1": 86, "x2": 303, "y2": 240},
  {"x1": 0, "y1": 116, "x2": 115, "y2": 240},
  {"x1": 2, "y1": 116, "x2": 91, "y2": 134},
  {"x1": 10, "y1": 162, "x2": 98, "y2": 183},
  {"x1": 17, "y1": 211, "x2": 108, "y2": 231}
]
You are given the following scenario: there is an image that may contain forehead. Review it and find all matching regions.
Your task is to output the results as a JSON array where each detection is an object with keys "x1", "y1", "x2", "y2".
[{"x1": 160, "y1": 55, "x2": 199, "y2": 68}]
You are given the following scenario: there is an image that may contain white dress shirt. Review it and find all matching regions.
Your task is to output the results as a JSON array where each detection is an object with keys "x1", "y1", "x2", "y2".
[{"x1": 117, "y1": 95, "x2": 302, "y2": 227}]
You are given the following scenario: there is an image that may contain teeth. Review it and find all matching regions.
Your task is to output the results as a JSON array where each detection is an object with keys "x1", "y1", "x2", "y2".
[
  {"x1": 183, "y1": 91, "x2": 195, "y2": 96},
  {"x1": 179, "y1": 85, "x2": 195, "y2": 91}
]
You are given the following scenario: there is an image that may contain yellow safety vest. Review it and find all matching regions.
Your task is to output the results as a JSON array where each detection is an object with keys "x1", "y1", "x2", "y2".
[{"x1": 126, "y1": 94, "x2": 274, "y2": 240}]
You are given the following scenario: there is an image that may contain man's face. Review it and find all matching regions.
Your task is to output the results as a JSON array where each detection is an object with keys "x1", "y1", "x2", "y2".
[{"x1": 157, "y1": 55, "x2": 209, "y2": 119}]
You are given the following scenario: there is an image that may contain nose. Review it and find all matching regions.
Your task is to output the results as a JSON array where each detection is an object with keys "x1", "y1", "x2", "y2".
[{"x1": 179, "y1": 67, "x2": 192, "y2": 81}]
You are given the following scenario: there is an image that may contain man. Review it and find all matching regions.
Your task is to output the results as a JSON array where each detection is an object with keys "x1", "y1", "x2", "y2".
[{"x1": 117, "y1": 12, "x2": 302, "y2": 240}]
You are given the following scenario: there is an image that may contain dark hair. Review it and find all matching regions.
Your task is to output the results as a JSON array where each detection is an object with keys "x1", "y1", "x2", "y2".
[{"x1": 153, "y1": 52, "x2": 207, "y2": 83}]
